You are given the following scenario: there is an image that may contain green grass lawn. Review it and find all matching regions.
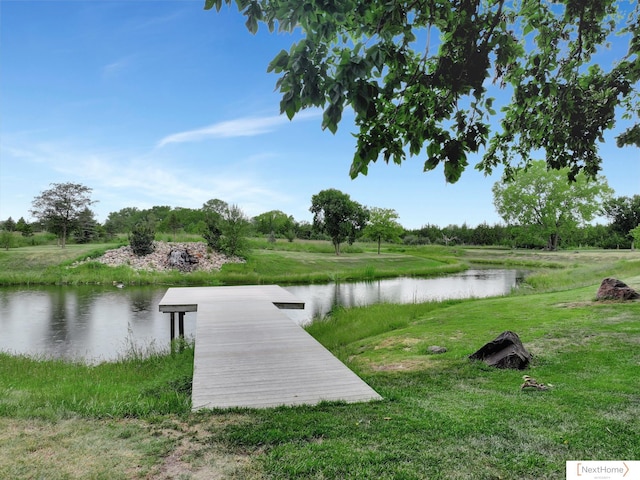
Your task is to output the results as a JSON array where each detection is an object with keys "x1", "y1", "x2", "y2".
[
  {"x1": 0, "y1": 244, "x2": 639, "y2": 478},
  {"x1": 223, "y1": 279, "x2": 639, "y2": 479}
]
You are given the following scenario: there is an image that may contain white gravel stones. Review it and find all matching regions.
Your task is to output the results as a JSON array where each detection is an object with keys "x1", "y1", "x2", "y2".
[{"x1": 91, "y1": 241, "x2": 244, "y2": 272}]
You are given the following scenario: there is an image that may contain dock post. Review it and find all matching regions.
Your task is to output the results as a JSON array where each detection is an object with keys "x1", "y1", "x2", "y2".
[
  {"x1": 178, "y1": 312, "x2": 185, "y2": 338},
  {"x1": 178, "y1": 312, "x2": 185, "y2": 352},
  {"x1": 170, "y1": 312, "x2": 176, "y2": 353}
]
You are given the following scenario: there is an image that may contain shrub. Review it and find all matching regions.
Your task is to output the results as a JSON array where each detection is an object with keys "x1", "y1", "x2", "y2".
[
  {"x1": 219, "y1": 205, "x2": 250, "y2": 258},
  {"x1": 0, "y1": 230, "x2": 14, "y2": 250},
  {"x1": 129, "y1": 224, "x2": 155, "y2": 256},
  {"x1": 202, "y1": 215, "x2": 223, "y2": 251},
  {"x1": 284, "y1": 228, "x2": 296, "y2": 242}
]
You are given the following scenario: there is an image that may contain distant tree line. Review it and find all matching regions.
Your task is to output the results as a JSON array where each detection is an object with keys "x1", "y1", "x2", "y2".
[
  {"x1": 2, "y1": 182, "x2": 639, "y2": 252},
  {"x1": 403, "y1": 220, "x2": 635, "y2": 250}
]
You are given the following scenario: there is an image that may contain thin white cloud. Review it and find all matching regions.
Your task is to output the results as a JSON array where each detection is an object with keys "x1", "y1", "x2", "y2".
[
  {"x1": 129, "y1": 10, "x2": 185, "y2": 32},
  {"x1": 157, "y1": 110, "x2": 322, "y2": 148},
  {"x1": 157, "y1": 116, "x2": 287, "y2": 147},
  {"x1": 102, "y1": 56, "x2": 135, "y2": 77}
]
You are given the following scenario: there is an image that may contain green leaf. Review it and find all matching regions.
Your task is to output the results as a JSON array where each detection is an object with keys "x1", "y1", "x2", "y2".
[
  {"x1": 322, "y1": 105, "x2": 342, "y2": 134},
  {"x1": 203, "y1": 0, "x2": 220, "y2": 11},
  {"x1": 444, "y1": 160, "x2": 463, "y2": 183},
  {"x1": 427, "y1": 142, "x2": 441, "y2": 158},
  {"x1": 245, "y1": 16, "x2": 258, "y2": 34},
  {"x1": 267, "y1": 50, "x2": 290, "y2": 73},
  {"x1": 523, "y1": 23, "x2": 533, "y2": 36},
  {"x1": 284, "y1": 104, "x2": 296, "y2": 120},
  {"x1": 424, "y1": 156, "x2": 439, "y2": 171}
]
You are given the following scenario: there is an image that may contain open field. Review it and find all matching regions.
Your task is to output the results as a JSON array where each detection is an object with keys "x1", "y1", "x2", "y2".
[{"x1": 0, "y1": 244, "x2": 639, "y2": 478}]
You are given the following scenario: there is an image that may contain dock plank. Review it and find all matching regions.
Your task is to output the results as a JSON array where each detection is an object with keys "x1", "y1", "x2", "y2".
[{"x1": 159, "y1": 285, "x2": 381, "y2": 410}]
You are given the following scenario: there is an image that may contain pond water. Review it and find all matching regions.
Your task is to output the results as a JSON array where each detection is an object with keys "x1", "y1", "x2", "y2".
[
  {"x1": 0, "y1": 269, "x2": 525, "y2": 362},
  {"x1": 282, "y1": 269, "x2": 525, "y2": 324}
]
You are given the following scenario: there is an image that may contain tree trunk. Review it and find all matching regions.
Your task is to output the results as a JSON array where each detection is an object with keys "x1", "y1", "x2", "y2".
[
  {"x1": 377, "y1": 236, "x2": 381, "y2": 255},
  {"x1": 547, "y1": 233, "x2": 559, "y2": 251}
]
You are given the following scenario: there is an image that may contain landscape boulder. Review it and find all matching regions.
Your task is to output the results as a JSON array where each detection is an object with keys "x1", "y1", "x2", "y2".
[
  {"x1": 469, "y1": 331, "x2": 531, "y2": 370},
  {"x1": 167, "y1": 248, "x2": 199, "y2": 272},
  {"x1": 426, "y1": 346, "x2": 447, "y2": 354},
  {"x1": 596, "y1": 278, "x2": 640, "y2": 301}
]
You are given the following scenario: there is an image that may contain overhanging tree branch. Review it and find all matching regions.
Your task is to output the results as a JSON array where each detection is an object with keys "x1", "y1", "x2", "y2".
[{"x1": 205, "y1": 0, "x2": 638, "y2": 183}]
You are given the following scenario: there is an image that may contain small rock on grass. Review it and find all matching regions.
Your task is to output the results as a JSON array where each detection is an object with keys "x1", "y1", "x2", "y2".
[{"x1": 426, "y1": 346, "x2": 447, "y2": 354}]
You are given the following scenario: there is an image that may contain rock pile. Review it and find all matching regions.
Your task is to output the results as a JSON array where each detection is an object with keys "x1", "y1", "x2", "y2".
[
  {"x1": 93, "y1": 241, "x2": 244, "y2": 272},
  {"x1": 167, "y1": 247, "x2": 200, "y2": 272}
]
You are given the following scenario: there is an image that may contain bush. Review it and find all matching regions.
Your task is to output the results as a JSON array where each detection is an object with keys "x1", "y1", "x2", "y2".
[
  {"x1": 403, "y1": 234, "x2": 431, "y2": 246},
  {"x1": 0, "y1": 230, "x2": 14, "y2": 250},
  {"x1": 219, "y1": 205, "x2": 250, "y2": 258},
  {"x1": 284, "y1": 228, "x2": 296, "y2": 242},
  {"x1": 129, "y1": 224, "x2": 155, "y2": 256},
  {"x1": 202, "y1": 215, "x2": 223, "y2": 251}
]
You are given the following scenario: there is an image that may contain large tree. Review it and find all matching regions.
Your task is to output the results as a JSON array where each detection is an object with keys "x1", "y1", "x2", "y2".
[
  {"x1": 310, "y1": 189, "x2": 368, "y2": 255},
  {"x1": 630, "y1": 225, "x2": 640, "y2": 249},
  {"x1": 492, "y1": 160, "x2": 613, "y2": 250},
  {"x1": 252, "y1": 210, "x2": 295, "y2": 240},
  {"x1": 362, "y1": 207, "x2": 404, "y2": 254},
  {"x1": 30, "y1": 182, "x2": 96, "y2": 248},
  {"x1": 3, "y1": 217, "x2": 16, "y2": 232},
  {"x1": 603, "y1": 194, "x2": 640, "y2": 238},
  {"x1": 202, "y1": 198, "x2": 229, "y2": 216},
  {"x1": 104, "y1": 207, "x2": 142, "y2": 234},
  {"x1": 205, "y1": 0, "x2": 639, "y2": 183}
]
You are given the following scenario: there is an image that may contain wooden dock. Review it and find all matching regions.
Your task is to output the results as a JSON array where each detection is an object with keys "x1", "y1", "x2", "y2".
[{"x1": 159, "y1": 285, "x2": 382, "y2": 410}]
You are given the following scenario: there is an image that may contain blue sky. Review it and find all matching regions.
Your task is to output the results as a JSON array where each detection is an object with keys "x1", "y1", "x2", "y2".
[{"x1": 1, "y1": 1, "x2": 638, "y2": 230}]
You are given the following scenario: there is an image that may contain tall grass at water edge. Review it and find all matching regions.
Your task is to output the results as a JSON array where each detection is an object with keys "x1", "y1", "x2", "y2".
[{"x1": 0, "y1": 342, "x2": 194, "y2": 419}]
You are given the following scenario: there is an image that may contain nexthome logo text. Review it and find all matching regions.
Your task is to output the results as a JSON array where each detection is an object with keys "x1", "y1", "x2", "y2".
[
  {"x1": 566, "y1": 461, "x2": 637, "y2": 480},
  {"x1": 577, "y1": 462, "x2": 627, "y2": 476}
]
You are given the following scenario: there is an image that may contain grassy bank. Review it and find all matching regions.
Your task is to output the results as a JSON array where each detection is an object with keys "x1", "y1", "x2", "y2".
[
  {"x1": 259, "y1": 284, "x2": 640, "y2": 479},
  {"x1": 0, "y1": 247, "x2": 639, "y2": 478},
  {"x1": 0, "y1": 239, "x2": 465, "y2": 286}
]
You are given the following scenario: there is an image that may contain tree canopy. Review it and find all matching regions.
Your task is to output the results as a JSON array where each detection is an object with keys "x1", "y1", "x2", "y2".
[
  {"x1": 630, "y1": 225, "x2": 640, "y2": 249},
  {"x1": 3, "y1": 217, "x2": 15, "y2": 232},
  {"x1": 310, "y1": 188, "x2": 368, "y2": 255},
  {"x1": 30, "y1": 182, "x2": 96, "y2": 248},
  {"x1": 362, "y1": 207, "x2": 404, "y2": 254},
  {"x1": 205, "y1": 0, "x2": 639, "y2": 183},
  {"x1": 492, "y1": 160, "x2": 613, "y2": 250},
  {"x1": 603, "y1": 194, "x2": 640, "y2": 237},
  {"x1": 252, "y1": 210, "x2": 295, "y2": 239}
]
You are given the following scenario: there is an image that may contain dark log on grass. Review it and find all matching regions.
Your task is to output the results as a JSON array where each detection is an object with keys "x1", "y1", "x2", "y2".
[{"x1": 469, "y1": 331, "x2": 532, "y2": 370}]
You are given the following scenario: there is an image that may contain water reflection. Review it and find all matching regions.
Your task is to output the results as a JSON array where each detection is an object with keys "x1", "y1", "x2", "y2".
[
  {"x1": 0, "y1": 269, "x2": 523, "y2": 361},
  {"x1": 282, "y1": 269, "x2": 523, "y2": 324},
  {"x1": 0, "y1": 286, "x2": 196, "y2": 362}
]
